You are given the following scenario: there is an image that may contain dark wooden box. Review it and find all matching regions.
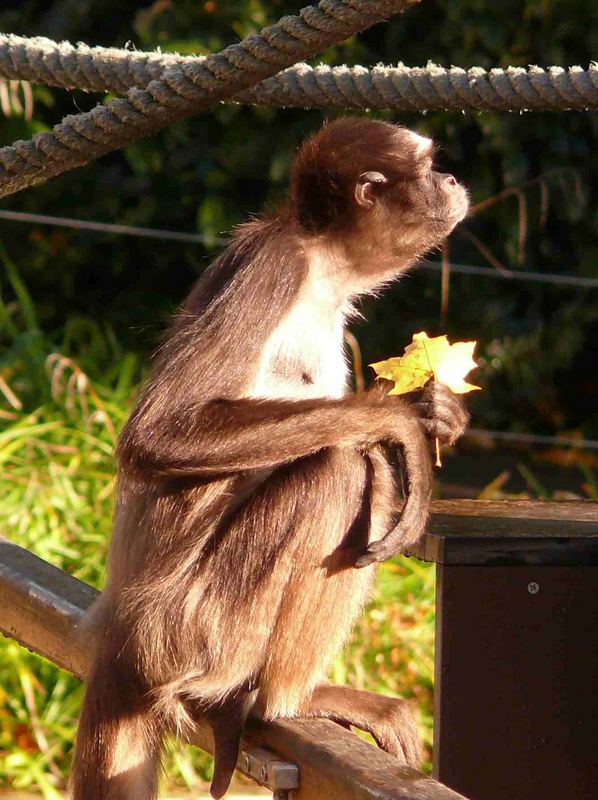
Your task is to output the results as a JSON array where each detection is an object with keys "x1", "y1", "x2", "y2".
[{"x1": 411, "y1": 500, "x2": 598, "y2": 800}]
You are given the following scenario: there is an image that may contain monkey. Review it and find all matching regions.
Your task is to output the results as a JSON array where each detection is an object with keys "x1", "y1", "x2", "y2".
[{"x1": 70, "y1": 117, "x2": 470, "y2": 800}]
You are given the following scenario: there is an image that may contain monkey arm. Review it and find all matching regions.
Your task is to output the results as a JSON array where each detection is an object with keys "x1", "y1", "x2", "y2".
[
  {"x1": 119, "y1": 395, "x2": 425, "y2": 476},
  {"x1": 118, "y1": 395, "x2": 432, "y2": 563}
]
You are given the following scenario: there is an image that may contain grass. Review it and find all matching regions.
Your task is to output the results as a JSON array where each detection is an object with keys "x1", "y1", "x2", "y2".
[{"x1": 0, "y1": 259, "x2": 437, "y2": 796}]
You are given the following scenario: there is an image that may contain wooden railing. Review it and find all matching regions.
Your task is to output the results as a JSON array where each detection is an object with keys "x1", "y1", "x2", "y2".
[
  {"x1": 0, "y1": 524, "x2": 468, "y2": 800},
  {"x1": 6, "y1": 499, "x2": 596, "y2": 799}
]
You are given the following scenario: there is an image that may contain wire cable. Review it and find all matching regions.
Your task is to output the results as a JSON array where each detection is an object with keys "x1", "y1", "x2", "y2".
[
  {"x1": 466, "y1": 428, "x2": 598, "y2": 451},
  {"x1": 0, "y1": 208, "x2": 595, "y2": 289}
]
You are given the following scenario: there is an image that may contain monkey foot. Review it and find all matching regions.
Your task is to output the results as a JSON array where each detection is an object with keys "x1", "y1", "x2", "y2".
[{"x1": 365, "y1": 697, "x2": 422, "y2": 767}]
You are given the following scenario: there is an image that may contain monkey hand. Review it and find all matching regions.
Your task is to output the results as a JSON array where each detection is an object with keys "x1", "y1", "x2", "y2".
[{"x1": 412, "y1": 380, "x2": 469, "y2": 446}]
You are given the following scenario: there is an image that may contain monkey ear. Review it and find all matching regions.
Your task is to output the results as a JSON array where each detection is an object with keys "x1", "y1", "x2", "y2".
[{"x1": 355, "y1": 171, "x2": 388, "y2": 209}]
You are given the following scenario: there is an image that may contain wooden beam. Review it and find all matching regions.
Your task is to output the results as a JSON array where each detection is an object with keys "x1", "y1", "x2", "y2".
[
  {"x1": 409, "y1": 499, "x2": 598, "y2": 566},
  {"x1": 0, "y1": 535, "x2": 469, "y2": 799}
]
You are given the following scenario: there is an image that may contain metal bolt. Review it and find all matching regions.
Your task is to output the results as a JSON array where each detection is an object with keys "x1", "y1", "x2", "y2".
[
  {"x1": 244, "y1": 754, "x2": 250, "y2": 772},
  {"x1": 527, "y1": 581, "x2": 540, "y2": 595},
  {"x1": 261, "y1": 764, "x2": 268, "y2": 781}
]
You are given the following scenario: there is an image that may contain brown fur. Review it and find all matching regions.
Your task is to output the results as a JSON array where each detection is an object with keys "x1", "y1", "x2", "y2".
[{"x1": 70, "y1": 118, "x2": 469, "y2": 800}]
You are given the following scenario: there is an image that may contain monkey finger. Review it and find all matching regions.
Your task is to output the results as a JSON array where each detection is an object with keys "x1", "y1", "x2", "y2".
[
  {"x1": 431, "y1": 405, "x2": 469, "y2": 436},
  {"x1": 354, "y1": 546, "x2": 389, "y2": 569},
  {"x1": 372, "y1": 725, "x2": 422, "y2": 768},
  {"x1": 354, "y1": 535, "x2": 405, "y2": 568},
  {"x1": 421, "y1": 408, "x2": 469, "y2": 444},
  {"x1": 423, "y1": 382, "x2": 469, "y2": 415},
  {"x1": 356, "y1": 463, "x2": 431, "y2": 569},
  {"x1": 367, "y1": 377, "x2": 395, "y2": 398},
  {"x1": 423, "y1": 380, "x2": 459, "y2": 401},
  {"x1": 440, "y1": 406, "x2": 469, "y2": 439},
  {"x1": 435, "y1": 391, "x2": 470, "y2": 425},
  {"x1": 419, "y1": 391, "x2": 469, "y2": 427},
  {"x1": 398, "y1": 727, "x2": 423, "y2": 768},
  {"x1": 437, "y1": 393, "x2": 469, "y2": 422},
  {"x1": 367, "y1": 699, "x2": 422, "y2": 767},
  {"x1": 419, "y1": 417, "x2": 459, "y2": 446}
]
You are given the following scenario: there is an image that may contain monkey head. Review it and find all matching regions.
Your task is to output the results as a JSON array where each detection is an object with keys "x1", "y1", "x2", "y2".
[{"x1": 290, "y1": 117, "x2": 469, "y2": 277}]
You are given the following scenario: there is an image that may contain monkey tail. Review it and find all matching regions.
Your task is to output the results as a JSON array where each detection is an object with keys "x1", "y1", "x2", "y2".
[
  {"x1": 206, "y1": 693, "x2": 249, "y2": 799},
  {"x1": 70, "y1": 654, "x2": 164, "y2": 800},
  {"x1": 173, "y1": 686, "x2": 250, "y2": 799}
]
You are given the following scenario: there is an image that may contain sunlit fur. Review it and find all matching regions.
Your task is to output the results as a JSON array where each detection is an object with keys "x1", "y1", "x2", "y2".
[{"x1": 70, "y1": 117, "x2": 469, "y2": 800}]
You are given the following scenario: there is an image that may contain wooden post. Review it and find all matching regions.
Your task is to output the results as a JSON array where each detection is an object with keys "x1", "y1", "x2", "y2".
[{"x1": 411, "y1": 499, "x2": 598, "y2": 800}]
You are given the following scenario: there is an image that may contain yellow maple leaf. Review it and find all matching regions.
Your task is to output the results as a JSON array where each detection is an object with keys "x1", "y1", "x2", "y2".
[
  {"x1": 370, "y1": 332, "x2": 480, "y2": 467},
  {"x1": 370, "y1": 331, "x2": 481, "y2": 395}
]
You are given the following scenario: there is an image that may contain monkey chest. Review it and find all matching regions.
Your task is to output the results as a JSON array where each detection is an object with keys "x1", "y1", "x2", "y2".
[{"x1": 251, "y1": 305, "x2": 349, "y2": 401}]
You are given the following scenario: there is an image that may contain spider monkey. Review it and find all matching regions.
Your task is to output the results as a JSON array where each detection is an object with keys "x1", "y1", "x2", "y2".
[{"x1": 71, "y1": 117, "x2": 470, "y2": 800}]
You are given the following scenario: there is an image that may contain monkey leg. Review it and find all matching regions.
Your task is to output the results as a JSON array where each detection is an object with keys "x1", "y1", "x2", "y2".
[{"x1": 297, "y1": 682, "x2": 422, "y2": 768}]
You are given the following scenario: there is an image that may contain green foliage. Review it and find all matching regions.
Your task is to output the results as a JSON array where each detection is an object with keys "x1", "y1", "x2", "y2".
[{"x1": 0, "y1": 266, "x2": 116, "y2": 794}]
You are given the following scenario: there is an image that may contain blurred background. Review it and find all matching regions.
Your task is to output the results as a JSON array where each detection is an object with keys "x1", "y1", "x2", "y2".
[{"x1": 0, "y1": 0, "x2": 597, "y2": 796}]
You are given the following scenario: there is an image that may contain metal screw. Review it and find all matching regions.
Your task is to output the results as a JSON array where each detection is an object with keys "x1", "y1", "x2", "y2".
[
  {"x1": 527, "y1": 581, "x2": 540, "y2": 595},
  {"x1": 261, "y1": 764, "x2": 269, "y2": 782},
  {"x1": 244, "y1": 754, "x2": 250, "y2": 772}
]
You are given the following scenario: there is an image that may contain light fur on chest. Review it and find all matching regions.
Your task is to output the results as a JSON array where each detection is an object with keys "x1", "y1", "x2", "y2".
[{"x1": 251, "y1": 269, "x2": 351, "y2": 401}]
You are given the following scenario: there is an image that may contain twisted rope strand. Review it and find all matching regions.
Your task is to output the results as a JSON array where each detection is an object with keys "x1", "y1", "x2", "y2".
[
  {"x1": 0, "y1": 33, "x2": 597, "y2": 114},
  {"x1": 0, "y1": 0, "x2": 419, "y2": 198}
]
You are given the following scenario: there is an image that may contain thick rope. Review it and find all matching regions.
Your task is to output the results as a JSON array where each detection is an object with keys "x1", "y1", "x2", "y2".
[
  {"x1": 252, "y1": 61, "x2": 598, "y2": 112},
  {"x1": 0, "y1": 33, "x2": 597, "y2": 113},
  {"x1": 0, "y1": 0, "x2": 419, "y2": 198}
]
